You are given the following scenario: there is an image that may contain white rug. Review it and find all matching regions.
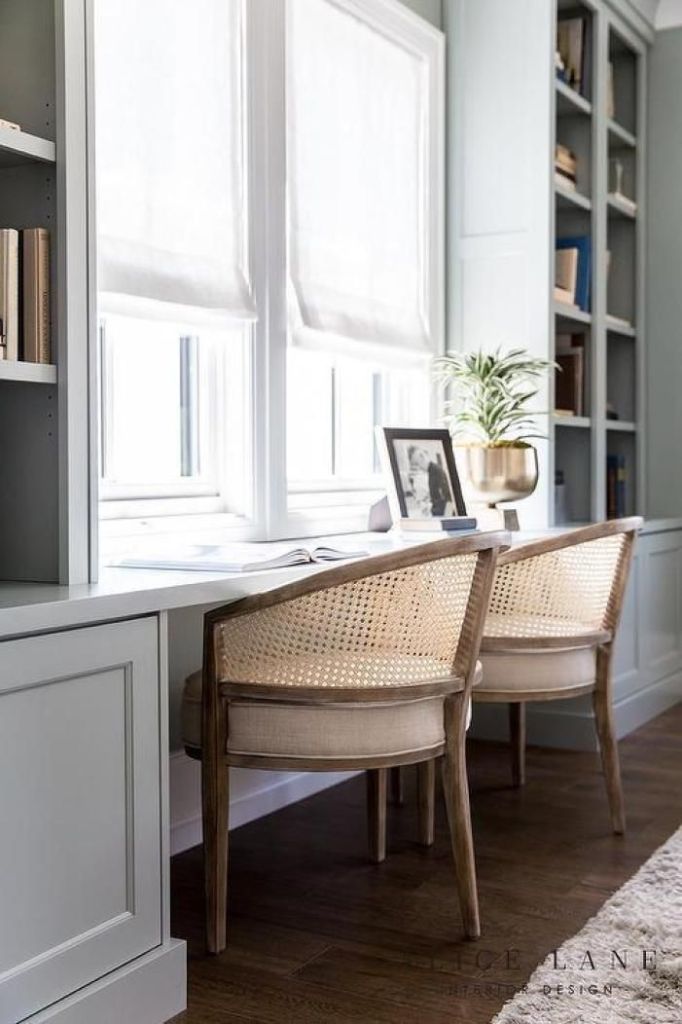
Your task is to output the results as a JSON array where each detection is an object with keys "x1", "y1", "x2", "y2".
[{"x1": 492, "y1": 827, "x2": 682, "y2": 1023}]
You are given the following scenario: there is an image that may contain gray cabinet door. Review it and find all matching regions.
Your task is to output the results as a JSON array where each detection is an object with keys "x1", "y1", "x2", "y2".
[{"x1": 0, "y1": 617, "x2": 162, "y2": 1024}]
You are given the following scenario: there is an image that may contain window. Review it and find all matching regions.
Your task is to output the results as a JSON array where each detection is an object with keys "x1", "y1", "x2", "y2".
[
  {"x1": 94, "y1": 0, "x2": 254, "y2": 523},
  {"x1": 95, "y1": 0, "x2": 444, "y2": 539},
  {"x1": 287, "y1": 349, "x2": 430, "y2": 526}
]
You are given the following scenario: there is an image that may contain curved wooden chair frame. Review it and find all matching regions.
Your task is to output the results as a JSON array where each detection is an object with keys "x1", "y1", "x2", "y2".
[
  {"x1": 396, "y1": 518, "x2": 642, "y2": 846},
  {"x1": 197, "y1": 531, "x2": 510, "y2": 952}
]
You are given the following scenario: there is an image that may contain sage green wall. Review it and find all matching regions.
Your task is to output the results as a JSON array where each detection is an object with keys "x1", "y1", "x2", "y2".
[
  {"x1": 647, "y1": 26, "x2": 682, "y2": 515},
  {"x1": 399, "y1": 0, "x2": 442, "y2": 28}
]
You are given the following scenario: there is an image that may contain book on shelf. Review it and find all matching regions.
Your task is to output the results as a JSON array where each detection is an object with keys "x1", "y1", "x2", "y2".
[
  {"x1": 557, "y1": 16, "x2": 590, "y2": 97},
  {"x1": 22, "y1": 228, "x2": 50, "y2": 364},
  {"x1": 606, "y1": 454, "x2": 627, "y2": 519},
  {"x1": 607, "y1": 61, "x2": 615, "y2": 119},
  {"x1": 556, "y1": 235, "x2": 591, "y2": 312},
  {"x1": 554, "y1": 285, "x2": 578, "y2": 307},
  {"x1": 555, "y1": 333, "x2": 585, "y2": 417},
  {"x1": 556, "y1": 143, "x2": 577, "y2": 172},
  {"x1": 555, "y1": 247, "x2": 579, "y2": 304},
  {"x1": 0, "y1": 228, "x2": 19, "y2": 362},
  {"x1": 555, "y1": 145, "x2": 578, "y2": 187}
]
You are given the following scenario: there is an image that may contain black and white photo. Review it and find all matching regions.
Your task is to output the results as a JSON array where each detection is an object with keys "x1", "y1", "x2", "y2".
[{"x1": 376, "y1": 427, "x2": 466, "y2": 522}]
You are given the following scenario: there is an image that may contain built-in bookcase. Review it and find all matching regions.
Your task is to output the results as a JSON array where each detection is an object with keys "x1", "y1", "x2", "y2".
[
  {"x1": 551, "y1": 0, "x2": 645, "y2": 525},
  {"x1": 0, "y1": 0, "x2": 90, "y2": 584}
]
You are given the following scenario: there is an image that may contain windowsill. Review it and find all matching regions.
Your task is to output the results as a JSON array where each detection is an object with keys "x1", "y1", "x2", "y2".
[{"x1": 98, "y1": 507, "x2": 377, "y2": 565}]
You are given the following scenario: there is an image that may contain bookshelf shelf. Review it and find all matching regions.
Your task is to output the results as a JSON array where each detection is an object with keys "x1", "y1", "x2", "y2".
[
  {"x1": 607, "y1": 118, "x2": 637, "y2": 149},
  {"x1": 555, "y1": 79, "x2": 592, "y2": 117},
  {"x1": 0, "y1": 1, "x2": 90, "y2": 585},
  {"x1": 450, "y1": 0, "x2": 647, "y2": 528},
  {"x1": 607, "y1": 193, "x2": 637, "y2": 219},
  {"x1": 555, "y1": 182, "x2": 592, "y2": 211},
  {"x1": 606, "y1": 315, "x2": 636, "y2": 337},
  {"x1": 0, "y1": 126, "x2": 56, "y2": 168},
  {"x1": 551, "y1": 2, "x2": 645, "y2": 526},
  {"x1": 554, "y1": 415, "x2": 591, "y2": 429},
  {"x1": 0, "y1": 361, "x2": 57, "y2": 384},
  {"x1": 554, "y1": 301, "x2": 592, "y2": 325},
  {"x1": 607, "y1": 420, "x2": 637, "y2": 433}
]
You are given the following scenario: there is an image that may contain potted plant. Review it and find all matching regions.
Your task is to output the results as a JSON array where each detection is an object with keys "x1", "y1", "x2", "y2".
[{"x1": 433, "y1": 347, "x2": 556, "y2": 508}]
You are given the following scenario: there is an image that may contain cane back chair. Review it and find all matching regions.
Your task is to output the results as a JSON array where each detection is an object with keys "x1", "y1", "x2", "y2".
[
  {"x1": 408, "y1": 518, "x2": 642, "y2": 845},
  {"x1": 182, "y1": 531, "x2": 509, "y2": 952},
  {"x1": 474, "y1": 517, "x2": 642, "y2": 831}
]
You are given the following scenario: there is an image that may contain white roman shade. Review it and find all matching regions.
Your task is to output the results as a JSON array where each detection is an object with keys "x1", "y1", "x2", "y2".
[
  {"x1": 95, "y1": 0, "x2": 255, "y2": 326},
  {"x1": 287, "y1": 0, "x2": 444, "y2": 360}
]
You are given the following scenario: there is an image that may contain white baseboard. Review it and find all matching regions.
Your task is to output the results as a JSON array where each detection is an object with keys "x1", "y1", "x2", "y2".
[
  {"x1": 469, "y1": 673, "x2": 682, "y2": 752},
  {"x1": 170, "y1": 752, "x2": 357, "y2": 855},
  {"x1": 26, "y1": 941, "x2": 186, "y2": 1024}
]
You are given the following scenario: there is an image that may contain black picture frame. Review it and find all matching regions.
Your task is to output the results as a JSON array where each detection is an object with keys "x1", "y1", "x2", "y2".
[{"x1": 376, "y1": 427, "x2": 467, "y2": 521}]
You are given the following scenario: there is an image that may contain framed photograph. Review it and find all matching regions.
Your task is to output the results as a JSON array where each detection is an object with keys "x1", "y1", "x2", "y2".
[{"x1": 376, "y1": 427, "x2": 467, "y2": 522}]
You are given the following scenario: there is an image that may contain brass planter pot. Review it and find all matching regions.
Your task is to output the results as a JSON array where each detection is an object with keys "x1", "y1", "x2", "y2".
[{"x1": 455, "y1": 445, "x2": 539, "y2": 507}]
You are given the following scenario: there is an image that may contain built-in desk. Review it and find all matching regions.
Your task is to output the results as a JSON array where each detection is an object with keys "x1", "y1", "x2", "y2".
[{"x1": 1, "y1": 519, "x2": 681, "y2": 1024}]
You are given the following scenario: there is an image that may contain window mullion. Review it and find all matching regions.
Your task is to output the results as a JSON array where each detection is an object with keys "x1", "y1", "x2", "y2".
[{"x1": 247, "y1": 0, "x2": 288, "y2": 539}]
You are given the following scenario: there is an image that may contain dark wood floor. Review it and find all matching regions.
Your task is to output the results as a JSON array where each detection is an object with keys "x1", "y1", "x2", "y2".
[{"x1": 171, "y1": 703, "x2": 682, "y2": 1024}]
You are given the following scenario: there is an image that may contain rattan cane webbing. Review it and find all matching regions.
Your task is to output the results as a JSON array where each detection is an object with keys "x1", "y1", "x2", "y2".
[
  {"x1": 215, "y1": 553, "x2": 479, "y2": 689},
  {"x1": 485, "y1": 533, "x2": 626, "y2": 639}
]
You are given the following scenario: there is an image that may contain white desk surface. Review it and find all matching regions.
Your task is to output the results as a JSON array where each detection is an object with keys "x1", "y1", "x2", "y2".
[{"x1": 0, "y1": 518, "x2": 679, "y2": 639}]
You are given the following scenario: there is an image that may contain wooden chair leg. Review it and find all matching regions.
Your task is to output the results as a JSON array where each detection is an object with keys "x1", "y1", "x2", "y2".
[
  {"x1": 442, "y1": 695, "x2": 480, "y2": 939},
  {"x1": 389, "y1": 765, "x2": 405, "y2": 806},
  {"x1": 366, "y1": 768, "x2": 388, "y2": 863},
  {"x1": 509, "y1": 703, "x2": 526, "y2": 787},
  {"x1": 202, "y1": 760, "x2": 230, "y2": 953},
  {"x1": 417, "y1": 759, "x2": 436, "y2": 846},
  {"x1": 593, "y1": 646, "x2": 625, "y2": 834}
]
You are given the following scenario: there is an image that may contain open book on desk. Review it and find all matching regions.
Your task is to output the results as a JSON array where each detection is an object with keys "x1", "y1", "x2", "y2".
[{"x1": 111, "y1": 542, "x2": 369, "y2": 574}]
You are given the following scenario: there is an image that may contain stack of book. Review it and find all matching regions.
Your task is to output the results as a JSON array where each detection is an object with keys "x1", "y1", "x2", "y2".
[
  {"x1": 607, "y1": 454, "x2": 627, "y2": 518},
  {"x1": 555, "y1": 333, "x2": 586, "y2": 417},
  {"x1": 0, "y1": 227, "x2": 50, "y2": 364},
  {"x1": 555, "y1": 235, "x2": 591, "y2": 312},
  {"x1": 556, "y1": 16, "x2": 590, "y2": 96},
  {"x1": 555, "y1": 144, "x2": 578, "y2": 192}
]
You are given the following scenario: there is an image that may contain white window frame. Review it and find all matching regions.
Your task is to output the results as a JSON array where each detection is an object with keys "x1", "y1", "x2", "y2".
[{"x1": 97, "y1": 0, "x2": 445, "y2": 542}]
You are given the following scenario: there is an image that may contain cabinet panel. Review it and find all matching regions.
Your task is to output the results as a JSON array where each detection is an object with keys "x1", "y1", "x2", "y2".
[
  {"x1": 613, "y1": 547, "x2": 640, "y2": 695},
  {"x1": 0, "y1": 617, "x2": 161, "y2": 1024},
  {"x1": 641, "y1": 532, "x2": 682, "y2": 684}
]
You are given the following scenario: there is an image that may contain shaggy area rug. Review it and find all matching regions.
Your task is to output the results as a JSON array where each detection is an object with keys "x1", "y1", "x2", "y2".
[{"x1": 492, "y1": 826, "x2": 682, "y2": 1023}]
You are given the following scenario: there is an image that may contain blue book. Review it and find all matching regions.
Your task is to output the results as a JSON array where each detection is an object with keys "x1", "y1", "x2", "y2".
[{"x1": 557, "y1": 235, "x2": 591, "y2": 312}]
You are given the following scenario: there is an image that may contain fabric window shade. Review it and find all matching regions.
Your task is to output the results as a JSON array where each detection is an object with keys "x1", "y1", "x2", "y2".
[
  {"x1": 287, "y1": 0, "x2": 437, "y2": 358},
  {"x1": 95, "y1": 0, "x2": 255, "y2": 327}
]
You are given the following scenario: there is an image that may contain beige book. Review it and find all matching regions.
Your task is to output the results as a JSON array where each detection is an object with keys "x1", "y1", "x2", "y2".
[
  {"x1": 554, "y1": 285, "x2": 577, "y2": 306},
  {"x1": 555, "y1": 247, "x2": 579, "y2": 300},
  {"x1": 607, "y1": 61, "x2": 615, "y2": 119},
  {"x1": 0, "y1": 228, "x2": 19, "y2": 361},
  {"x1": 23, "y1": 228, "x2": 50, "y2": 363}
]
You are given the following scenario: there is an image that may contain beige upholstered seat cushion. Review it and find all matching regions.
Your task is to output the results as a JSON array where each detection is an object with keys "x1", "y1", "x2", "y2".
[
  {"x1": 182, "y1": 664, "x2": 480, "y2": 760},
  {"x1": 475, "y1": 646, "x2": 597, "y2": 696}
]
